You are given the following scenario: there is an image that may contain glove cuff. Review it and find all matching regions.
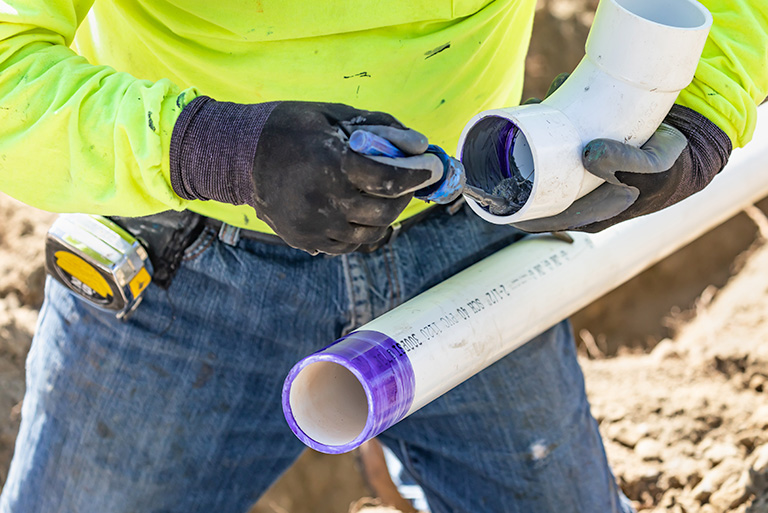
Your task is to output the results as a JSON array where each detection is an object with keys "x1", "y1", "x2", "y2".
[
  {"x1": 666, "y1": 104, "x2": 732, "y2": 178},
  {"x1": 169, "y1": 96, "x2": 279, "y2": 206}
]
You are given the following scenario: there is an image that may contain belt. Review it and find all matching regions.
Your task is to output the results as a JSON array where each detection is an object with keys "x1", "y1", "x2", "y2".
[
  {"x1": 110, "y1": 198, "x2": 464, "y2": 288},
  {"x1": 203, "y1": 199, "x2": 463, "y2": 253}
]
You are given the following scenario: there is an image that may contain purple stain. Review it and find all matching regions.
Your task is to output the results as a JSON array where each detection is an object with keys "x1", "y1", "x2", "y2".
[
  {"x1": 498, "y1": 122, "x2": 518, "y2": 180},
  {"x1": 282, "y1": 330, "x2": 416, "y2": 454}
]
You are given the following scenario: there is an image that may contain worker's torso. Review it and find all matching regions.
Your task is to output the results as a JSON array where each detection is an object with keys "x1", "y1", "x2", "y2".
[{"x1": 75, "y1": 0, "x2": 536, "y2": 230}]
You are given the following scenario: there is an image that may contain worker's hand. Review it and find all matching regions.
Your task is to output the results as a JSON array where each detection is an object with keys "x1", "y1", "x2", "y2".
[
  {"x1": 170, "y1": 97, "x2": 442, "y2": 255},
  {"x1": 512, "y1": 105, "x2": 732, "y2": 233}
]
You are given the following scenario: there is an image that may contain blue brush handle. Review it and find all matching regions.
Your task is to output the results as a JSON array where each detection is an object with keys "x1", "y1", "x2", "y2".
[
  {"x1": 349, "y1": 130, "x2": 406, "y2": 158},
  {"x1": 349, "y1": 130, "x2": 465, "y2": 204}
]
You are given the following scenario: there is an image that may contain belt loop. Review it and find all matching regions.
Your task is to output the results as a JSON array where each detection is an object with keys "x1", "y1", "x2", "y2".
[
  {"x1": 217, "y1": 222, "x2": 241, "y2": 246},
  {"x1": 388, "y1": 221, "x2": 403, "y2": 246}
]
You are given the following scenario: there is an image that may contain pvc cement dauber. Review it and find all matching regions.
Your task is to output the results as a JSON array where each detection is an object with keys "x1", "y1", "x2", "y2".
[
  {"x1": 349, "y1": 129, "x2": 466, "y2": 205},
  {"x1": 458, "y1": 0, "x2": 713, "y2": 224},
  {"x1": 460, "y1": 118, "x2": 532, "y2": 215}
]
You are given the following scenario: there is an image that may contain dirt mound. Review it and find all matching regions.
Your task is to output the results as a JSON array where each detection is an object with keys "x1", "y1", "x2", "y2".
[{"x1": 585, "y1": 238, "x2": 768, "y2": 511}]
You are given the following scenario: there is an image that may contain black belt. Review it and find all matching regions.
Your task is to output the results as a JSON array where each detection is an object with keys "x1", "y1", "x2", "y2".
[
  {"x1": 203, "y1": 200, "x2": 460, "y2": 253},
  {"x1": 110, "y1": 199, "x2": 463, "y2": 288}
]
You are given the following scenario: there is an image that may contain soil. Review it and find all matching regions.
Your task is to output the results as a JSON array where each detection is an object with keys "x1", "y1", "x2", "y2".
[
  {"x1": 584, "y1": 234, "x2": 768, "y2": 513},
  {"x1": 0, "y1": 195, "x2": 54, "y2": 485},
  {"x1": 2, "y1": 1, "x2": 768, "y2": 511}
]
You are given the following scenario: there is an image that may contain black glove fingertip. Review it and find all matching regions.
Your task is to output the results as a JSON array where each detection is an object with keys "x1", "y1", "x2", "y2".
[{"x1": 582, "y1": 139, "x2": 609, "y2": 167}]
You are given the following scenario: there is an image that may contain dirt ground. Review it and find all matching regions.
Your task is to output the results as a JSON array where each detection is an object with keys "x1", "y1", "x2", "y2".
[
  {"x1": 584, "y1": 237, "x2": 768, "y2": 512},
  {"x1": 0, "y1": 195, "x2": 54, "y2": 485},
  {"x1": 2, "y1": 0, "x2": 768, "y2": 511}
]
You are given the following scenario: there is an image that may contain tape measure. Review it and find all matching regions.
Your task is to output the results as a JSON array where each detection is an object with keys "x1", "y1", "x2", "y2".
[{"x1": 45, "y1": 214, "x2": 153, "y2": 319}]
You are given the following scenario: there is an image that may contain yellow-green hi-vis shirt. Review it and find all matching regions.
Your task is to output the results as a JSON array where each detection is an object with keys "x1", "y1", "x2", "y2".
[{"x1": 0, "y1": 0, "x2": 766, "y2": 232}]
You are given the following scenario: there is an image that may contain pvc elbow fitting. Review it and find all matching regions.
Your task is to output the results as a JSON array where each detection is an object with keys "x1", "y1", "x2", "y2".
[{"x1": 458, "y1": 0, "x2": 713, "y2": 224}]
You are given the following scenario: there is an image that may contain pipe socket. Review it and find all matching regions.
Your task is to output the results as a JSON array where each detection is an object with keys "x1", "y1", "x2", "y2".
[{"x1": 457, "y1": 0, "x2": 712, "y2": 224}]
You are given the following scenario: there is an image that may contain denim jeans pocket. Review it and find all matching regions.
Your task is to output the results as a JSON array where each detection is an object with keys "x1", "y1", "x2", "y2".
[{"x1": 182, "y1": 225, "x2": 217, "y2": 262}]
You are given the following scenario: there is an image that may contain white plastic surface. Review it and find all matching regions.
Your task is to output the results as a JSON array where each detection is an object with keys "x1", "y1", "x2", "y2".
[
  {"x1": 458, "y1": 0, "x2": 712, "y2": 224},
  {"x1": 334, "y1": 104, "x2": 768, "y2": 420}
]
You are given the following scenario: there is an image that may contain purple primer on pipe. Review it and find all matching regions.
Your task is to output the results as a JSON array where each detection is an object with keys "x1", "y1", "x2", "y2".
[{"x1": 282, "y1": 330, "x2": 416, "y2": 454}]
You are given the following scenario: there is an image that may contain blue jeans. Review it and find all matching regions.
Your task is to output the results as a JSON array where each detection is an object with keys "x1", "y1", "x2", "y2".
[{"x1": 0, "y1": 205, "x2": 632, "y2": 513}]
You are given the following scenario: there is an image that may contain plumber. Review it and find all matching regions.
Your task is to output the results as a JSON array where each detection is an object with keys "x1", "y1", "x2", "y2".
[{"x1": 0, "y1": 0, "x2": 765, "y2": 512}]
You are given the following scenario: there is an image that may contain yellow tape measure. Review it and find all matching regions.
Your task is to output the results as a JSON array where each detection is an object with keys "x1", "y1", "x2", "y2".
[{"x1": 45, "y1": 215, "x2": 153, "y2": 319}]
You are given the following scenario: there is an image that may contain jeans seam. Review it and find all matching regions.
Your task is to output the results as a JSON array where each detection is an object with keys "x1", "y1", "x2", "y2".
[
  {"x1": 341, "y1": 254, "x2": 358, "y2": 335},
  {"x1": 380, "y1": 247, "x2": 396, "y2": 311},
  {"x1": 385, "y1": 245, "x2": 403, "y2": 308},
  {"x1": 182, "y1": 227, "x2": 216, "y2": 261}
]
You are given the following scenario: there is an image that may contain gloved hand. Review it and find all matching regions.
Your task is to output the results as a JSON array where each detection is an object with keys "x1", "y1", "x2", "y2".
[
  {"x1": 513, "y1": 104, "x2": 733, "y2": 233},
  {"x1": 170, "y1": 97, "x2": 442, "y2": 254},
  {"x1": 522, "y1": 72, "x2": 570, "y2": 105}
]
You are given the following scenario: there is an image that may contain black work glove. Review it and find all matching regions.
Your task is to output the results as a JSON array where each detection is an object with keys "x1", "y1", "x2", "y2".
[
  {"x1": 513, "y1": 104, "x2": 733, "y2": 233},
  {"x1": 522, "y1": 72, "x2": 570, "y2": 105},
  {"x1": 169, "y1": 97, "x2": 442, "y2": 254}
]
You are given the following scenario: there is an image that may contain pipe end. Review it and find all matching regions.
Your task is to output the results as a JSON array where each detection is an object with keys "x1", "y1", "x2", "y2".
[
  {"x1": 458, "y1": 105, "x2": 584, "y2": 224},
  {"x1": 586, "y1": 0, "x2": 712, "y2": 91},
  {"x1": 282, "y1": 330, "x2": 416, "y2": 454}
]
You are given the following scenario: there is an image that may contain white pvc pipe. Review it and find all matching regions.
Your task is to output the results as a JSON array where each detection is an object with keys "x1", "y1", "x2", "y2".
[
  {"x1": 283, "y1": 104, "x2": 768, "y2": 454},
  {"x1": 457, "y1": 0, "x2": 712, "y2": 224}
]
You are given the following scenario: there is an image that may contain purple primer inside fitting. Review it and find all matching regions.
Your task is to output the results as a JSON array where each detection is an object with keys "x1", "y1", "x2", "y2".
[
  {"x1": 498, "y1": 121, "x2": 517, "y2": 180},
  {"x1": 282, "y1": 330, "x2": 416, "y2": 454}
]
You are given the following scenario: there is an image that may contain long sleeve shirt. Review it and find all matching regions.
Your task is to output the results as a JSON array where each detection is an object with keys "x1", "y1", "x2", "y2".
[{"x1": 0, "y1": 0, "x2": 766, "y2": 232}]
